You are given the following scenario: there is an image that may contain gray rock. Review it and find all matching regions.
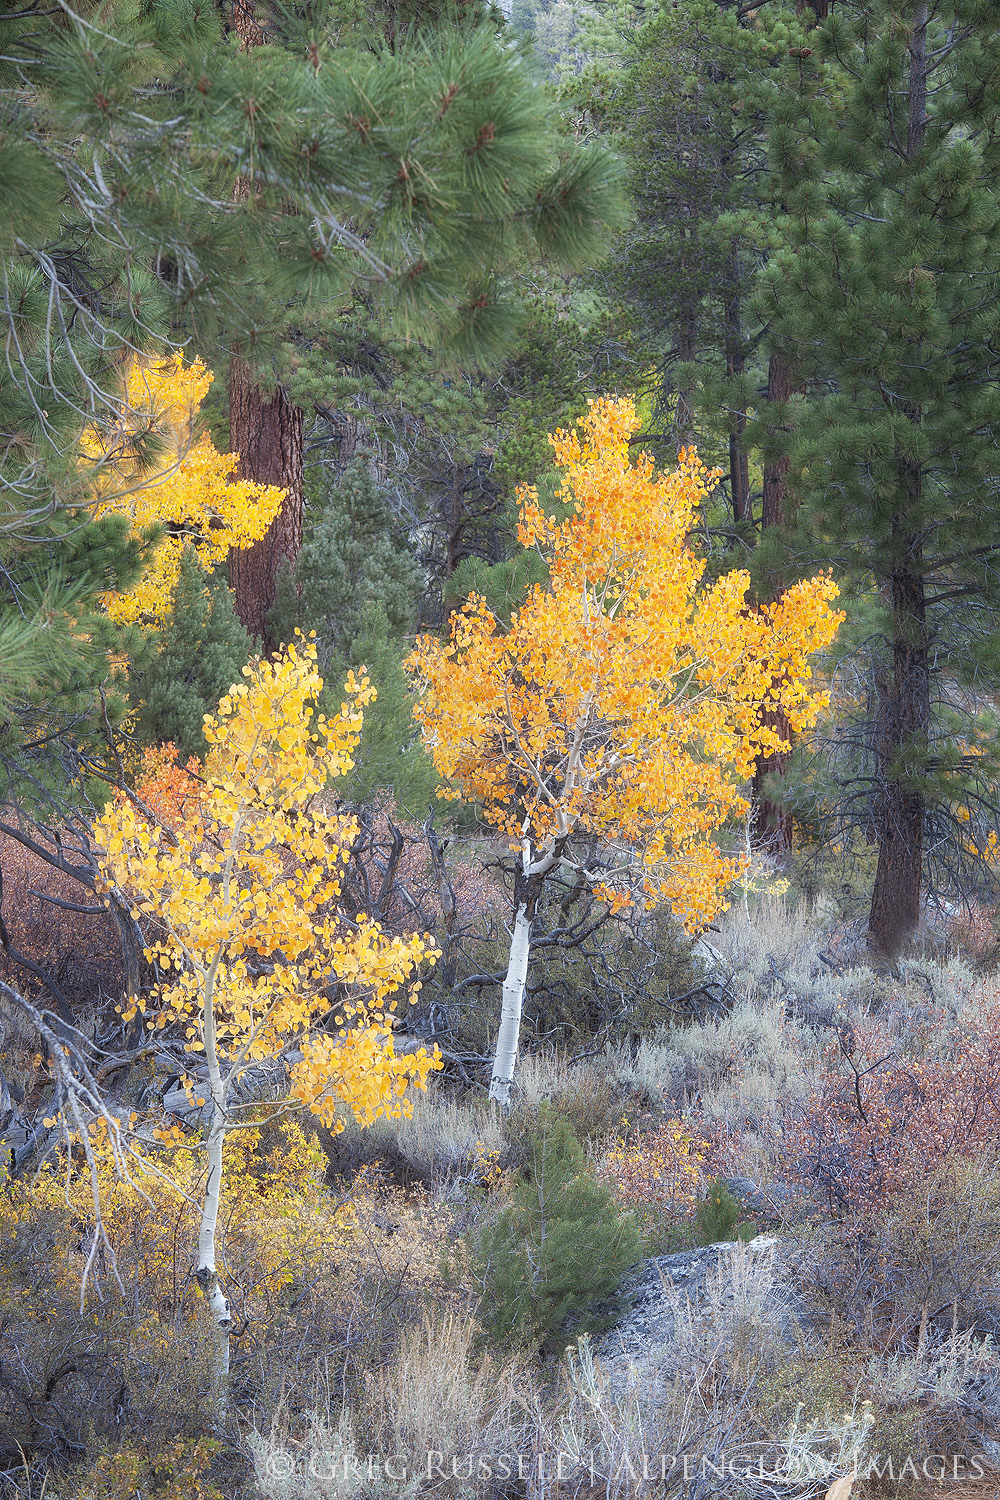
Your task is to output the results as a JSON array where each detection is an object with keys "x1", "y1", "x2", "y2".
[{"x1": 594, "y1": 1238, "x2": 818, "y2": 1391}]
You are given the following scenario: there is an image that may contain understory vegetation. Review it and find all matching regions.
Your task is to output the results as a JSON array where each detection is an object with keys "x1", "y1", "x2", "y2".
[{"x1": 4, "y1": 868, "x2": 1000, "y2": 1499}]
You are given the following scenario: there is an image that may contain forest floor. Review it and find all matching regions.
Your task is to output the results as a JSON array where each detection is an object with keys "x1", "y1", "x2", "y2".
[{"x1": 4, "y1": 889, "x2": 1000, "y2": 1500}]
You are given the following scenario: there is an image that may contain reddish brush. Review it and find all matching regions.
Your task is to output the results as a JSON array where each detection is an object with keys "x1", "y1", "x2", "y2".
[
  {"x1": 0, "y1": 830, "x2": 126, "y2": 1018},
  {"x1": 787, "y1": 997, "x2": 1000, "y2": 1219}
]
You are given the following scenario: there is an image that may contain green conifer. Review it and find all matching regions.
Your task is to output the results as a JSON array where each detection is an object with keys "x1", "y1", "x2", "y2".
[
  {"x1": 337, "y1": 603, "x2": 438, "y2": 815},
  {"x1": 268, "y1": 462, "x2": 420, "y2": 672},
  {"x1": 596, "y1": 0, "x2": 800, "y2": 524},
  {"x1": 268, "y1": 463, "x2": 435, "y2": 811},
  {"x1": 130, "y1": 549, "x2": 254, "y2": 760},
  {"x1": 758, "y1": 0, "x2": 1000, "y2": 955},
  {"x1": 471, "y1": 1113, "x2": 642, "y2": 1354}
]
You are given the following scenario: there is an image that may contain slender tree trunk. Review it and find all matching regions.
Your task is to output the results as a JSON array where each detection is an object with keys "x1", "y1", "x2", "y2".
[
  {"x1": 227, "y1": 358, "x2": 304, "y2": 650},
  {"x1": 726, "y1": 340, "x2": 751, "y2": 526},
  {"x1": 444, "y1": 463, "x2": 471, "y2": 582},
  {"x1": 868, "y1": 0, "x2": 928, "y2": 960},
  {"x1": 489, "y1": 899, "x2": 532, "y2": 1110},
  {"x1": 196, "y1": 1110, "x2": 232, "y2": 1383},
  {"x1": 489, "y1": 857, "x2": 552, "y2": 1108},
  {"x1": 196, "y1": 961, "x2": 232, "y2": 1411},
  {"x1": 752, "y1": 352, "x2": 795, "y2": 852}
]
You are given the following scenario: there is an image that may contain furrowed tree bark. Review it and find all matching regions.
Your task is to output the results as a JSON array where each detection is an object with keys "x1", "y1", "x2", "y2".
[
  {"x1": 752, "y1": 350, "x2": 795, "y2": 853},
  {"x1": 752, "y1": 0, "x2": 835, "y2": 852},
  {"x1": 724, "y1": 283, "x2": 751, "y2": 525},
  {"x1": 867, "y1": 0, "x2": 929, "y2": 961},
  {"x1": 227, "y1": 357, "x2": 304, "y2": 650},
  {"x1": 226, "y1": 1, "x2": 305, "y2": 649},
  {"x1": 868, "y1": 540, "x2": 928, "y2": 957}
]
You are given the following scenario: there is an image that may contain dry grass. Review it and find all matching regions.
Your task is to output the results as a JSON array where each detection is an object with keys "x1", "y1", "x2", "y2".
[
  {"x1": 327, "y1": 1081, "x2": 504, "y2": 1188},
  {"x1": 248, "y1": 1313, "x2": 533, "y2": 1500}
]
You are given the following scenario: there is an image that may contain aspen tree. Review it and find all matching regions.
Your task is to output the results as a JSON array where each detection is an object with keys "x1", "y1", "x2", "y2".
[
  {"x1": 409, "y1": 397, "x2": 842, "y2": 1106},
  {"x1": 97, "y1": 641, "x2": 439, "y2": 1388}
]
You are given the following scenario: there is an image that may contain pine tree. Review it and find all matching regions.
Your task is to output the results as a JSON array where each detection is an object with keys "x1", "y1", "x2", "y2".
[
  {"x1": 221, "y1": 0, "x2": 626, "y2": 644},
  {"x1": 268, "y1": 461, "x2": 420, "y2": 669},
  {"x1": 471, "y1": 1112, "x2": 642, "y2": 1353},
  {"x1": 130, "y1": 548, "x2": 255, "y2": 760},
  {"x1": 268, "y1": 463, "x2": 436, "y2": 810},
  {"x1": 589, "y1": 0, "x2": 839, "y2": 855},
  {"x1": 0, "y1": 0, "x2": 232, "y2": 741},
  {"x1": 0, "y1": 513, "x2": 147, "y2": 790},
  {"x1": 3, "y1": 0, "x2": 624, "y2": 664},
  {"x1": 759, "y1": 0, "x2": 1000, "y2": 956},
  {"x1": 337, "y1": 603, "x2": 439, "y2": 815},
  {"x1": 598, "y1": 0, "x2": 798, "y2": 518}
]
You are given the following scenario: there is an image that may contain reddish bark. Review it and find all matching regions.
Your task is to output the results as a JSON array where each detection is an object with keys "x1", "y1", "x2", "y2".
[
  {"x1": 227, "y1": 357, "x2": 304, "y2": 650},
  {"x1": 752, "y1": 352, "x2": 795, "y2": 853},
  {"x1": 225, "y1": 3, "x2": 305, "y2": 650},
  {"x1": 752, "y1": 0, "x2": 835, "y2": 851},
  {"x1": 868, "y1": 519, "x2": 928, "y2": 959}
]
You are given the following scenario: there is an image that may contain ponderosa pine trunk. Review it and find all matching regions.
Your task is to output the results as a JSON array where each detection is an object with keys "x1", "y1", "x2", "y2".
[
  {"x1": 868, "y1": 549, "x2": 928, "y2": 958},
  {"x1": 752, "y1": 0, "x2": 834, "y2": 851},
  {"x1": 226, "y1": 2, "x2": 305, "y2": 649},
  {"x1": 866, "y1": 0, "x2": 929, "y2": 960},
  {"x1": 227, "y1": 357, "x2": 304, "y2": 649},
  {"x1": 752, "y1": 351, "x2": 794, "y2": 852},
  {"x1": 725, "y1": 292, "x2": 751, "y2": 525}
]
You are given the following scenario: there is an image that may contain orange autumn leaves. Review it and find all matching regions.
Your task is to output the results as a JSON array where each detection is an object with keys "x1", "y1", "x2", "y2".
[
  {"x1": 96, "y1": 640, "x2": 440, "y2": 1131},
  {"x1": 408, "y1": 396, "x2": 843, "y2": 929}
]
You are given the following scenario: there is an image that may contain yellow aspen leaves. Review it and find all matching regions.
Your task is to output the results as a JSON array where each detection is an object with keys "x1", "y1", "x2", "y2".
[
  {"x1": 82, "y1": 352, "x2": 286, "y2": 628},
  {"x1": 96, "y1": 639, "x2": 440, "y2": 1132},
  {"x1": 408, "y1": 396, "x2": 844, "y2": 929}
]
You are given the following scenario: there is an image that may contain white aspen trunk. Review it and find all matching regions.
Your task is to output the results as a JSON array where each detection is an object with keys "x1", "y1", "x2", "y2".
[
  {"x1": 489, "y1": 901, "x2": 532, "y2": 1109},
  {"x1": 197, "y1": 1108, "x2": 232, "y2": 1371},
  {"x1": 196, "y1": 962, "x2": 232, "y2": 1404}
]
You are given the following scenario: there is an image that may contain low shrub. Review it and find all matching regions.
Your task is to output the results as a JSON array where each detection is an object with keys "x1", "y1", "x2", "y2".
[
  {"x1": 55, "y1": 1437, "x2": 223, "y2": 1500},
  {"x1": 0, "y1": 1116, "x2": 352, "y2": 1469},
  {"x1": 504, "y1": 1054, "x2": 625, "y2": 1164},
  {"x1": 695, "y1": 1178, "x2": 758, "y2": 1245},
  {"x1": 788, "y1": 999, "x2": 1000, "y2": 1220},
  {"x1": 597, "y1": 1113, "x2": 707, "y2": 1249},
  {"x1": 799, "y1": 1149, "x2": 1000, "y2": 1352}
]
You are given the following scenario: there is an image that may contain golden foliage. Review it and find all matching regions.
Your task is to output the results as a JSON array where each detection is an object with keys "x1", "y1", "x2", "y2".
[
  {"x1": 600, "y1": 1114, "x2": 708, "y2": 1216},
  {"x1": 95, "y1": 638, "x2": 441, "y2": 1133},
  {"x1": 409, "y1": 396, "x2": 844, "y2": 928},
  {"x1": 0, "y1": 1117, "x2": 342, "y2": 1315},
  {"x1": 83, "y1": 352, "x2": 285, "y2": 628}
]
